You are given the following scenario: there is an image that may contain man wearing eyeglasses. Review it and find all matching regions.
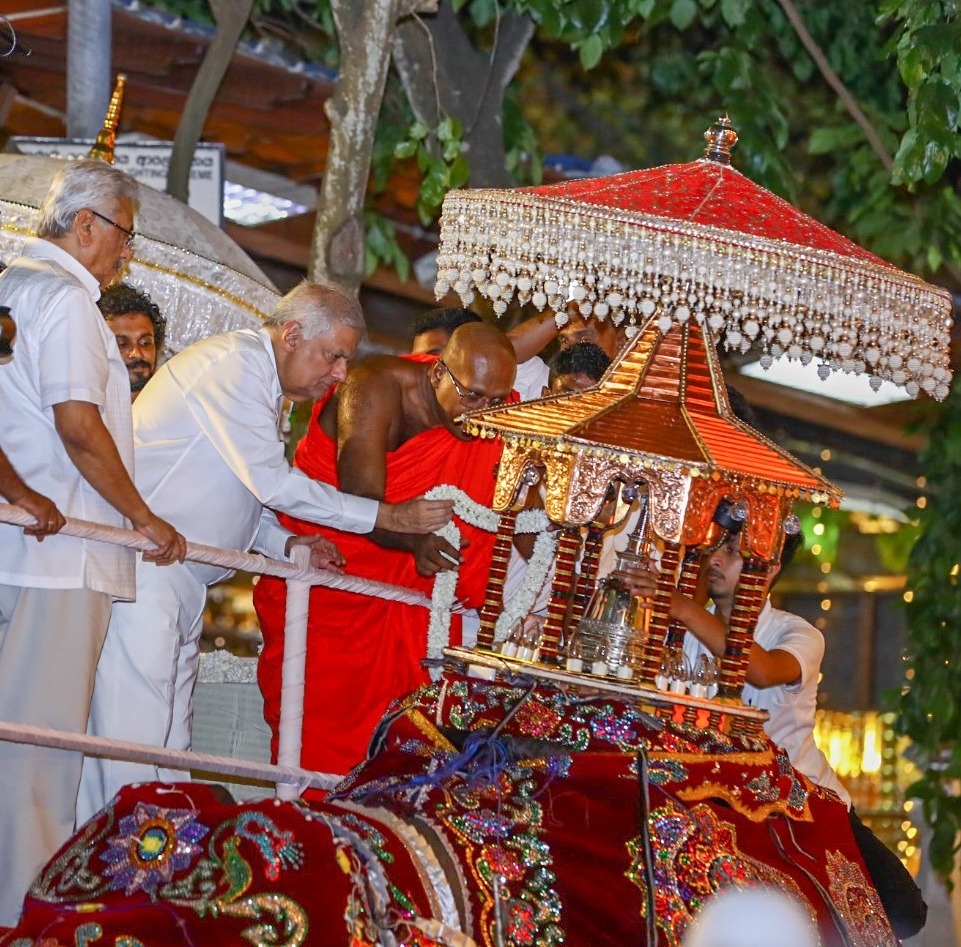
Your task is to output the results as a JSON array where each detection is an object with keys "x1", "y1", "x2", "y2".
[
  {"x1": 0, "y1": 159, "x2": 185, "y2": 927},
  {"x1": 254, "y1": 321, "x2": 516, "y2": 779}
]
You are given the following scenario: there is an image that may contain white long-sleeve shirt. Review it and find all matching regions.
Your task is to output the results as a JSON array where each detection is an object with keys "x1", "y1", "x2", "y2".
[
  {"x1": 0, "y1": 239, "x2": 135, "y2": 598},
  {"x1": 132, "y1": 327, "x2": 378, "y2": 585}
]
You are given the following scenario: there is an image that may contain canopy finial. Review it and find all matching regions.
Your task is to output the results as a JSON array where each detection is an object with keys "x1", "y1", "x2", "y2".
[
  {"x1": 88, "y1": 74, "x2": 127, "y2": 164},
  {"x1": 703, "y1": 114, "x2": 738, "y2": 165}
]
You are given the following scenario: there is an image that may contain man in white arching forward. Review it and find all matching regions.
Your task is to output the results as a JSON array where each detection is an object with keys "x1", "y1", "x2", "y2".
[{"x1": 77, "y1": 281, "x2": 453, "y2": 825}]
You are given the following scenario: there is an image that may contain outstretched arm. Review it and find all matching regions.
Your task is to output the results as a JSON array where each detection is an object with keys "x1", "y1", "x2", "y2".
[
  {"x1": 623, "y1": 568, "x2": 802, "y2": 689},
  {"x1": 507, "y1": 310, "x2": 559, "y2": 363}
]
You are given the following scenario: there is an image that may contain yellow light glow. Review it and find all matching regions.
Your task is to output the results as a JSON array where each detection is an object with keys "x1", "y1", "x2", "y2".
[
  {"x1": 811, "y1": 544, "x2": 822, "y2": 556},
  {"x1": 917, "y1": 496, "x2": 927, "y2": 509},
  {"x1": 812, "y1": 507, "x2": 822, "y2": 518},
  {"x1": 821, "y1": 562, "x2": 832, "y2": 574},
  {"x1": 820, "y1": 598, "x2": 832, "y2": 611},
  {"x1": 862, "y1": 716, "x2": 882, "y2": 774},
  {"x1": 813, "y1": 522, "x2": 825, "y2": 536},
  {"x1": 820, "y1": 449, "x2": 832, "y2": 462},
  {"x1": 903, "y1": 590, "x2": 914, "y2": 603}
]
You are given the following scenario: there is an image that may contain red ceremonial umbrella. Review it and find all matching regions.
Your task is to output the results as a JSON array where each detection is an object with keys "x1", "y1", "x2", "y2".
[{"x1": 436, "y1": 117, "x2": 953, "y2": 400}]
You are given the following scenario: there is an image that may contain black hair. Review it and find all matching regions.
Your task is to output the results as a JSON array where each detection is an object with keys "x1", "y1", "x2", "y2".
[
  {"x1": 98, "y1": 282, "x2": 166, "y2": 352},
  {"x1": 548, "y1": 341, "x2": 612, "y2": 387},
  {"x1": 712, "y1": 499, "x2": 804, "y2": 576},
  {"x1": 726, "y1": 383, "x2": 758, "y2": 427},
  {"x1": 777, "y1": 529, "x2": 804, "y2": 572},
  {"x1": 411, "y1": 307, "x2": 482, "y2": 341}
]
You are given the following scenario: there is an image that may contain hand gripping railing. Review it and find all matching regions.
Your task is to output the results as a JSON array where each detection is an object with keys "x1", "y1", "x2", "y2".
[{"x1": 0, "y1": 504, "x2": 433, "y2": 798}]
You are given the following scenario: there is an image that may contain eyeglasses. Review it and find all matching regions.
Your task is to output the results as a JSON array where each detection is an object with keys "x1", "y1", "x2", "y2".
[
  {"x1": 439, "y1": 360, "x2": 506, "y2": 408},
  {"x1": 90, "y1": 210, "x2": 136, "y2": 249}
]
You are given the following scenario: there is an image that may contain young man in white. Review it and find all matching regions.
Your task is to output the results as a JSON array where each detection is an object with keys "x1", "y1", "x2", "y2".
[{"x1": 630, "y1": 524, "x2": 925, "y2": 939}]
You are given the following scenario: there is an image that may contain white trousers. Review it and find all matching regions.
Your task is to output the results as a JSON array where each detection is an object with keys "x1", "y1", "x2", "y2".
[
  {"x1": 0, "y1": 583, "x2": 111, "y2": 927},
  {"x1": 76, "y1": 560, "x2": 206, "y2": 826}
]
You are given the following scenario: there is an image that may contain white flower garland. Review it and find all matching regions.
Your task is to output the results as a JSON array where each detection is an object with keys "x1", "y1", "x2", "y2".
[
  {"x1": 492, "y1": 528, "x2": 557, "y2": 642},
  {"x1": 423, "y1": 486, "x2": 555, "y2": 668}
]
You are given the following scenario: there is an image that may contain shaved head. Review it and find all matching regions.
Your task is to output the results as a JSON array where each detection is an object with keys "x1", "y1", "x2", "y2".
[
  {"x1": 443, "y1": 322, "x2": 516, "y2": 383},
  {"x1": 432, "y1": 322, "x2": 516, "y2": 439}
]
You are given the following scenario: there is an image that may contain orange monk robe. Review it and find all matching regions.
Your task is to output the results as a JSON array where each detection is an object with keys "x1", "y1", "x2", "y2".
[{"x1": 253, "y1": 390, "x2": 504, "y2": 780}]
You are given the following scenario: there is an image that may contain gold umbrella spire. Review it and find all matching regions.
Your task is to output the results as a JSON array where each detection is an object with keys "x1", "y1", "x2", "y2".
[{"x1": 88, "y1": 74, "x2": 127, "y2": 164}]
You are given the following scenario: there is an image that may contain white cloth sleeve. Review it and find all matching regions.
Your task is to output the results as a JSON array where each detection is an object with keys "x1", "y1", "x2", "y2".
[
  {"x1": 252, "y1": 507, "x2": 293, "y2": 561},
  {"x1": 39, "y1": 287, "x2": 109, "y2": 409},
  {"x1": 180, "y1": 356, "x2": 378, "y2": 535},
  {"x1": 765, "y1": 614, "x2": 825, "y2": 693}
]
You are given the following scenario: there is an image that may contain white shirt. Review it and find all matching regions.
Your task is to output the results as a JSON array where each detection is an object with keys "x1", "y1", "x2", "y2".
[
  {"x1": 0, "y1": 239, "x2": 135, "y2": 598},
  {"x1": 132, "y1": 327, "x2": 379, "y2": 585},
  {"x1": 684, "y1": 600, "x2": 851, "y2": 806},
  {"x1": 513, "y1": 356, "x2": 550, "y2": 402}
]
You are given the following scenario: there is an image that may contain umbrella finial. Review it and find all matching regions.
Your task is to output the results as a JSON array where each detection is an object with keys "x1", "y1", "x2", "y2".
[
  {"x1": 703, "y1": 115, "x2": 738, "y2": 165},
  {"x1": 88, "y1": 74, "x2": 127, "y2": 165}
]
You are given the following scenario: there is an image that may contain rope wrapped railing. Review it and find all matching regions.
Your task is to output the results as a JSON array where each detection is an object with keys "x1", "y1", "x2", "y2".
[
  {"x1": 0, "y1": 503, "x2": 435, "y2": 798},
  {"x1": 0, "y1": 504, "x2": 432, "y2": 606}
]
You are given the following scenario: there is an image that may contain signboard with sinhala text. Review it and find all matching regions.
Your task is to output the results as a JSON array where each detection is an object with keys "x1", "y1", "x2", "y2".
[{"x1": 9, "y1": 137, "x2": 225, "y2": 227}]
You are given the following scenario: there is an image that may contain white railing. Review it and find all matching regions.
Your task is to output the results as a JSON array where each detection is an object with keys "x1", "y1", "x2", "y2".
[{"x1": 0, "y1": 503, "x2": 433, "y2": 799}]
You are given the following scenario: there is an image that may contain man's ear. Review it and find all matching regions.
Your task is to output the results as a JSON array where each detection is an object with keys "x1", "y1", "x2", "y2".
[
  {"x1": 278, "y1": 320, "x2": 303, "y2": 351},
  {"x1": 541, "y1": 385, "x2": 551, "y2": 398},
  {"x1": 429, "y1": 360, "x2": 443, "y2": 391},
  {"x1": 74, "y1": 209, "x2": 97, "y2": 247}
]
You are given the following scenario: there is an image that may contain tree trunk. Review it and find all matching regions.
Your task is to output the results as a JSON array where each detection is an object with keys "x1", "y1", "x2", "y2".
[
  {"x1": 166, "y1": 0, "x2": 254, "y2": 203},
  {"x1": 392, "y1": 3, "x2": 533, "y2": 188},
  {"x1": 66, "y1": 0, "x2": 111, "y2": 139},
  {"x1": 311, "y1": 0, "x2": 436, "y2": 289}
]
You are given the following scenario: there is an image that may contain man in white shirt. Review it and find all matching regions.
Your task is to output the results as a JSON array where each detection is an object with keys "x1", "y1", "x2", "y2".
[
  {"x1": 631, "y1": 522, "x2": 926, "y2": 938},
  {"x1": 0, "y1": 159, "x2": 185, "y2": 926},
  {"x1": 77, "y1": 281, "x2": 453, "y2": 823}
]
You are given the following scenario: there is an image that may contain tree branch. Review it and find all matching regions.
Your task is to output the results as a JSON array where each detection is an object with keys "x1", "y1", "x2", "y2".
[
  {"x1": 393, "y1": 4, "x2": 533, "y2": 186},
  {"x1": 776, "y1": 0, "x2": 961, "y2": 284},
  {"x1": 166, "y1": 0, "x2": 254, "y2": 201},
  {"x1": 774, "y1": 0, "x2": 892, "y2": 172}
]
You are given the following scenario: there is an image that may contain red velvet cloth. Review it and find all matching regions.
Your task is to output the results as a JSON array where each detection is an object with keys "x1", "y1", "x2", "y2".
[
  {"x1": 254, "y1": 379, "x2": 503, "y2": 779},
  {"x1": 2, "y1": 677, "x2": 897, "y2": 947}
]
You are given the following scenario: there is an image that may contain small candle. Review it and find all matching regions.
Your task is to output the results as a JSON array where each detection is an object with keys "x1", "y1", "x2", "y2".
[
  {"x1": 516, "y1": 646, "x2": 535, "y2": 662},
  {"x1": 669, "y1": 678, "x2": 687, "y2": 695},
  {"x1": 501, "y1": 641, "x2": 518, "y2": 658},
  {"x1": 689, "y1": 683, "x2": 706, "y2": 699},
  {"x1": 591, "y1": 660, "x2": 609, "y2": 676},
  {"x1": 566, "y1": 657, "x2": 584, "y2": 673},
  {"x1": 615, "y1": 665, "x2": 634, "y2": 681},
  {"x1": 655, "y1": 674, "x2": 669, "y2": 691}
]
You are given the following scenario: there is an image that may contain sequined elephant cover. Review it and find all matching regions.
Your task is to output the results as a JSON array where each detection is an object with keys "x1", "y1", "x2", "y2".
[{"x1": 1, "y1": 675, "x2": 895, "y2": 947}]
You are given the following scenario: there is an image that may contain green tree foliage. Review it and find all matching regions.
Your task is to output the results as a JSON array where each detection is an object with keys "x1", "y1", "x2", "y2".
[
  {"x1": 148, "y1": 0, "x2": 961, "y2": 281},
  {"x1": 896, "y1": 381, "x2": 961, "y2": 884}
]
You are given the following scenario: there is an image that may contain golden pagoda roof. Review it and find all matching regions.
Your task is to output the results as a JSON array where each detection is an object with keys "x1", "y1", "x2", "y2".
[{"x1": 464, "y1": 316, "x2": 841, "y2": 506}]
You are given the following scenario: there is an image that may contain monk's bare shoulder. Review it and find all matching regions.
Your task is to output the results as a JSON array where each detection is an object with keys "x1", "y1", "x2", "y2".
[{"x1": 325, "y1": 355, "x2": 423, "y2": 449}]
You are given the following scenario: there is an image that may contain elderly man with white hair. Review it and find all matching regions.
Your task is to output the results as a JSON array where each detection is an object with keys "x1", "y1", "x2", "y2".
[
  {"x1": 77, "y1": 281, "x2": 453, "y2": 823},
  {"x1": 0, "y1": 159, "x2": 185, "y2": 926}
]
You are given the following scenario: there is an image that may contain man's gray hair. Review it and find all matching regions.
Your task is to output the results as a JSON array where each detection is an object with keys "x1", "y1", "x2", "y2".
[
  {"x1": 37, "y1": 159, "x2": 140, "y2": 239},
  {"x1": 266, "y1": 280, "x2": 366, "y2": 340}
]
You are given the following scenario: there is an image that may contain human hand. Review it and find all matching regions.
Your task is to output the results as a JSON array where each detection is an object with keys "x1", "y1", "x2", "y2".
[
  {"x1": 15, "y1": 489, "x2": 66, "y2": 541},
  {"x1": 412, "y1": 533, "x2": 468, "y2": 577},
  {"x1": 137, "y1": 514, "x2": 187, "y2": 565},
  {"x1": 616, "y1": 562, "x2": 659, "y2": 598},
  {"x1": 286, "y1": 533, "x2": 346, "y2": 573},
  {"x1": 376, "y1": 496, "x2": 454, "y2": 535}
]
